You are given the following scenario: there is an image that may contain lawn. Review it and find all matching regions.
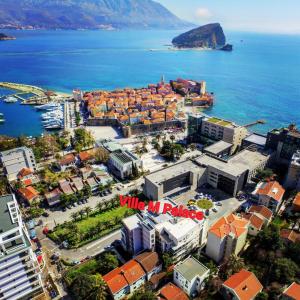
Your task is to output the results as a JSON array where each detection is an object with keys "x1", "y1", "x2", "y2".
[
  {"x1": 197, "y1": 199, "x2": 213, "y2": 210},
  {"x1": 64, "y1": 259, "x2": 98, "y2": 285},
  {"x1": 48, "y1": 206, "x2": 134, "y2": 248}
]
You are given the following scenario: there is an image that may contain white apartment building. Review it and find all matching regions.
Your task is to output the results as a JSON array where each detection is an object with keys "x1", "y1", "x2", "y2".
[
  {"x1": 206, "y1": 214, "x2": 249, "y2": 263},
  {"x1": 0, "y1": 194, "x2": 43, "y2": 300},
  {"x1": 201, "y1": 117, "x2": 248, "y2": 153},
  {"x1": 121, "y1": 199, "x2": 208, "y2": 262},
  {"x1": 174, "y1": 257, "x2": 209, "y2": 298},
  {"x1": 0, "y1": 147, "x2": 37, "y2": 182}
]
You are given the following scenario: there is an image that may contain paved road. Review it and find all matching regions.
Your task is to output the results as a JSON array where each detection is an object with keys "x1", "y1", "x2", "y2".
[{"x1": 38, "y1": 228, "x2": 121, "y2": 261}]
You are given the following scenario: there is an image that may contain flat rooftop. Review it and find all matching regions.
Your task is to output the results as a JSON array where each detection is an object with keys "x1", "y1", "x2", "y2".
[
  {"x1": 204, "y1": 141, "x2": 232, "y2": 155},
  {"x1": 111, "y1": 150, "x2": 138, "y2": 165},
  {"x1": 244, "y1": 133, "x2": 267, "y2": 147},
  {"x1": 195, "y1": 149, "x2": 269, "y2": 177},
  {"x1": 145, "y1": 160, "x2": 200, "y2": 186},
  {"x1": 205, "y1": 117, "x2": 237, "y2": 128},
  {"x1": 0, "y1": 194, "x2": 18, "y2": 233},
  {"x1": 175, "y1": 257, "x2": 209, "y2": 281}
]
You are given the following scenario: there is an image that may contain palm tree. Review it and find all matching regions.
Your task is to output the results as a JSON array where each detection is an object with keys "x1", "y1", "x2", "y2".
[
  {"x1": 70, "y1": 212, "x2": 79, "y2": 222},
  {"x1": 79, "y1": 209, "x2": 85, "y2": 220},
  {"x1": 96, "y1": 221, "x2": 104, "y2": 233},
  {"x1": 84, "y1": 206, "x2": 92, "y2": 218},
  {"x1": 96, "y1": 201, "x2": 103, "y2": 212},
  {"x1": 170, "y1": 135, "x2": 175, "y2": 143},
  {"x1": 156, "y1": 134, "x2": 161, "y2": 142}
]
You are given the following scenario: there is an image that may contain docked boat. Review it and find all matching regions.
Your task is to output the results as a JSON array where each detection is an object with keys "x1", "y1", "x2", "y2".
[{"x1": 4, "y1": 96, "x2": 18, "y2": 103}]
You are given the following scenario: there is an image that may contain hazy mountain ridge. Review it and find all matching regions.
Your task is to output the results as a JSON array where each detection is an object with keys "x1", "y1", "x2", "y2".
[{"x1": 0, "y1": 0, "x2": 192, "y2": 29}]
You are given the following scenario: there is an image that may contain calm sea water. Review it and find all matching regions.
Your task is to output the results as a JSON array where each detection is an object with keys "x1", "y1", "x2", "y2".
[{"x1": 0, "y1": 29, "x2": 299, "y2": 136}]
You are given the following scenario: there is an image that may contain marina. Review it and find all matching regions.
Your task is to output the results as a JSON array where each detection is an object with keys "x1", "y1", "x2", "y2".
[{"x1": 37, "y1": 103, "x2": 64, "y2": 130}]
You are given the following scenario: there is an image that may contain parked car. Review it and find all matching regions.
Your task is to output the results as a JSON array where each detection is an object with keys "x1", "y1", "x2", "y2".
[
  {"x1": 216, "y1": 202, "x2": 222, "y2": 206},
  {"x1": 42, "y1": 212, "x2": 49, "y2": 217},
  {"x1": 212, "y1": 208, "x2": 218, "y2": 213}
]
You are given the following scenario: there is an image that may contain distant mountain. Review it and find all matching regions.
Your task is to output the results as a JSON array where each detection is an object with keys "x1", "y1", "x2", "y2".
[
  {"x1": 0, "y1": 0, "x2": 192, "y2": 30},
  {"x1": 172, "y1": 23, "x2": 227, "y2": 48}
]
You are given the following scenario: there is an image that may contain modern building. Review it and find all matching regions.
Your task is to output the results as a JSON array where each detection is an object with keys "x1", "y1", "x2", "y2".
[
  {"x1": 221, "y1": 269, "x2": 263, "y2": 300},
  {"x1": 187, "y1": 114, "x2": 206, "y2": 143},
  {"x1": 0, "y1": 194, "x2": 43, "y2": 300},
  {"x1": 121, "y1": 199, "x2": 208, "y2": 262},
  {"x1": 204, "y1": 141, "x2": 232, "y2": 158},
  {"x1": 201, "y1": 116, "x2": 248, "y2": 153},
  {"x1": 0, "y1": 147, "x2": 37, "y2": 182},
  {"x1": 157, "y1": 282, "x2": 189, "y2": 300},
  {"x1": 252, "y1": 181, "x2": 285, "y2": 213},
  {"x1": 143, "y1": 160, "x2": 206, "y2": 200},
  {"x1": 206, "y1": 213, "x2": 249, "y2": 263},
  {"x1": 266, "y1": 124, "x2": 300, "y2": 165},
  {"x1": 195, "y1": 149, "x2": 270, "y2": 196},
  {"x1": 281, "y1": 282, "x2": 300, "y2": 300},
  {"x1": 285, "y1": 150, "x2": 300, "y2": 190},
  {"x1": 173, "y1": 256, "x2": 209, "y2": 297},
  {"x1": 242, "y1": 133, "x2": 267, "y2": 150},
  {"x1": 108, "y1": 149, "x2": 141, "y2": 180},
  {"x1": 103, "y1": 251, "x2": 161, "y2": 300}
]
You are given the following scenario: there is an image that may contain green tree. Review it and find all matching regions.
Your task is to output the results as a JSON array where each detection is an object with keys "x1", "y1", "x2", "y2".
[
  {"x1": 70, "y1": 212, "x2": 79, "y2": 222},
  {"x1": 162, "y1": 252, "x2": 174, "y2": 269},
  {"x1": 79, "y1": 209, "x2": 85, "y2": 220},
  {"x1": 87, "y1": 274, "x2": 107, "y2": 300},
  {"x1": 256, "y1": 292, "x2": 269, "y2": 300},
  {"x1": 271, "y1": 258, "x2": 299, "y2": 284},
  {"x1": 94, "y1": 147, "x2": 110, "y2": 163},
  {"x1": 73, "y1": 128, "x2": 95, "y2": 152},
  {"x1": 83, "y1": 185, "x2": 92, "y2": 198},
  {"x1": 84, "y1": 206, "x2": 93, "y2": 218},
  {"x1": 256, "y1": 168, "x2": 274, "y2": 181},
  {"x1": 219, "y1": 255, "x2": 245, "y2": 280},
  {"x1": 170, "y1": 135, "x2": 175, "y2": 143},
  {"x1": 130, "y1": 289, "x2": 157, "y2": 300},
  {"x1": 97, "y1": 253, "x2": 119, "y2": 274}
]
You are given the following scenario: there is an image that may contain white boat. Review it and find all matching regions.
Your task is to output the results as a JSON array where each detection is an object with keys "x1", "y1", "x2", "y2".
[
  {"x1": 4, "y1": 96, "x2": 18, "y2": 103},
  {"x1": 35, "y1": 102, "x2": 61, "y2": 111}
]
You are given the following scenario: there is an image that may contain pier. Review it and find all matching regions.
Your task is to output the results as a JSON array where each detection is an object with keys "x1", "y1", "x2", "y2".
[
  {"x1": 0, "y1": 82, "x2": 46, "y2": 97},
  {"x1": 244, "y1": 120, "x2": 266, "y2": 128}
]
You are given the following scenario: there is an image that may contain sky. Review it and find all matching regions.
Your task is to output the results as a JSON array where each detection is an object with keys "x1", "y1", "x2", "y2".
[{"x1": 158, "y1": 0, "x2": 300, "y2": 34}]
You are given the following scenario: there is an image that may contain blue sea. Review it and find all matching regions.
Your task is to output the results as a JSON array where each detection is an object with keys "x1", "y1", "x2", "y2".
[{"x1": 0, "y1": 29, "x2": 299, "y2": 137}]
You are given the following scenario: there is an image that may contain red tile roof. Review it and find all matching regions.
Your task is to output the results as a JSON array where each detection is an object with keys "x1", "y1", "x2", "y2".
[
  {"x1": 293, "y1": 193, "x2": 300, "y2": 208},
  {"x1": 280, "y1": 229, "x2": 300, "y2": 243},
  {"x1": 18, "y1": 186, "x2": 39, "y2": 202},
  {"x1": 23, "y1": 179, "x2": 33, "y2": 186},
  {"x1": 241, "y1": 213, "x2": 264, "y2": 230},
  {"x1": 79, "y1": 151, "x2": 93, "y2": 162},
  {"x1": 223, "y1": 269, "x2": 263, "y2": 300},
  {"x1": 17, "y1": 168, "x2": 33, "y2": 179},
  {"x1": 103, "y1": 260, "x2": 145, "y2": 295},
  {"x1": 158, "y1": 283, "x2": 189, "y2": 300},
  {"x1": 256, "y1": 181, "x2": 285, "y2": 202},
  {"x1": 248, "y1": 205, "x2": 273, "y2": 220},
  {"x1": 283, "y1": 282, "x2": 300, "y2": 300},
  {"x1": 134, "y1": 251, "x2": 161, "y2": 273},
  {"x1": 59, "y1": 153, "x2": 75, "y2": 166},
  {"x1": 209, "y1": 213, "x2": 249, "y2": 239}
]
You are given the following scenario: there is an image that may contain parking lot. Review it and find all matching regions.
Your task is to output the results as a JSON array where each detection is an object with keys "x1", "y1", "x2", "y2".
[{"x1": 175, "y1": 187, "x2": 245, "y2": 226}]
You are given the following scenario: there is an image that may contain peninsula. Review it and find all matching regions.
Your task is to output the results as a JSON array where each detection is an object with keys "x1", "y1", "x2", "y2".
[
  {"x1": 0, "y1": 33, "x2": 15, "y2": 40},
  {"x1": 172, "y1": 23, "x2": 232, "y2": 51}
]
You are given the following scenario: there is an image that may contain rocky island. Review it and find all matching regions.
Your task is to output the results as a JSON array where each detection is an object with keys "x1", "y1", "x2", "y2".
[
  {"x1": 172, "y1": 23, "x2": 232, "y2": 51},
  {"x1": 0, "y1": 33, "x2": 15, "y2": 40}
]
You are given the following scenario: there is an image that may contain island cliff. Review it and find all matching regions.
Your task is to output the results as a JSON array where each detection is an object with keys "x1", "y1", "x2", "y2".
[{"x1": 172, "y1": 23, "x2": 231, "y2": 50}]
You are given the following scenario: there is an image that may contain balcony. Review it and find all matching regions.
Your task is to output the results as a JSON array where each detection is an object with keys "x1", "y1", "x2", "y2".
[
  {"x1": 0, "y1": 253, "x2": 31, "y2": 270},
  {"x1": 0, "y1": 273, "x2": 40, "y2": 293}
]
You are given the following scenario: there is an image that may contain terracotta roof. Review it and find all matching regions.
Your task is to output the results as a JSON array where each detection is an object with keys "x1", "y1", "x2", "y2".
[
  {"x1": 59, "y1": 153, "x2": 75, "y2": 166},
  {"x1": 293, "y1": 193, "x2": 300, "y2": 207},
  {"x1": 283, "y1": 282, "x2": 300, "y2": 300},
  {"x1": 103, "y1": 260, "x2": 145, "y2": 295},
  {"x1": 149, "y1": 272, "x2": 166, "y2": 285},
  {"x1": 248, "y1": 205, "x2": 273, "y2": 220},
  {"x1": 256, "y1": 181, "x2": 285, "y2": 202},
  {"x1": 158, "y1": 283, "x2": 189, "y2": 300},
  {"x1": 17, "y1": 168, "x2": 33, "y2": 179},
  {"x1": 134, "y1": 251, "x2": 161, "y2": 273},
  {"x1": 209, "y1": 213, "x2": 249, "y2": 239},
  {"x1": 79, "y1": 150, "x2": 93, "y2": 162},
  {"x1": 222, "y1": 269, "x2": 263, "y2": 300},
  {"x1": 280, "y1": 229, "x2": 300, "y2": 243},
  {"x1": 18, "y1": 186, "x2": 39, "y2": 202},
  {"x1": 248, "y1": 214, "x2": 264, "y2": 230},
  {"x1": 23, "y1": 179, "x2": 33, "y2": 186}
]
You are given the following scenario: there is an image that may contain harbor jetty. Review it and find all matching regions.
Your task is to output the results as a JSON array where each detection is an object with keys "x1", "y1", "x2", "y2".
[{"x1": 244, "y1": 120, "x2": 266, "y2": 128}]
